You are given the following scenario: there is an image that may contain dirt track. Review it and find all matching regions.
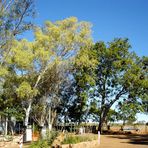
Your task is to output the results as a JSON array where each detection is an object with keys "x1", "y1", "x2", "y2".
[{"x1": 62, "y1": 134, "x2": 148, "y2": 148}]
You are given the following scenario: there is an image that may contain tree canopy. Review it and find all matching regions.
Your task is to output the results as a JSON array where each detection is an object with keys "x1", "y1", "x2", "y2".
[{"x1": 0, "y1": 2, "x2": 147, "y2": 135}]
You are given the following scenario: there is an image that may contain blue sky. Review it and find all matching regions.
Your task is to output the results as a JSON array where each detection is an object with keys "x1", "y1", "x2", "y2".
[
  {"x1": 24, "y1": 0, "x2": 148, "y2": 121},
  {"x1": 25, "y1": 0, "x2": 148, "y2": 57}
]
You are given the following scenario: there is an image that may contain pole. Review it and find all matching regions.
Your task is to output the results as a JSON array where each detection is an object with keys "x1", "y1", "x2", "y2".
[
  {"x1": 19, "y1": 133, "x2": 23, "y2": 148},
  {"x1": 98, "y1": 131, "x2": 100, "y2": 145}
]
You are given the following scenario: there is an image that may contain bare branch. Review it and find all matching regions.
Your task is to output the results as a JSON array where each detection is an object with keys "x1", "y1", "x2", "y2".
[{"x1": 4, "y1": 0, "x2": 13, "y2": 11}]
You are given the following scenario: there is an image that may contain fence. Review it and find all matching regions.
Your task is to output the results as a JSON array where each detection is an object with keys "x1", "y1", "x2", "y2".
[
  {"x1": 0, "y1": 120, "x2": 24, "y2": 135},
  {"x1": 54, "y1": 124, "x2": 98, "y2": 134}
]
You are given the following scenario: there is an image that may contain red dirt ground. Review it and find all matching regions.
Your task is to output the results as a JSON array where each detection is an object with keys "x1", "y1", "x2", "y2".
[{"x1": 62, "y1": 134, "x2": 148, "y2": 148}]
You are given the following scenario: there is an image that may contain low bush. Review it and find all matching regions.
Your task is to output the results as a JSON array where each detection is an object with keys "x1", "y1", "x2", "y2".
[
  {"x1": 29, "y1": 139, "x2": 48, "y2": 148},
  {"x1": 62, "y1": 134, "x2": 97, "y2": 144},
  {"x1": 46, "y1": 130, "x2": 59, "y2": 145},
  {"x1": 30, "y1": 130, "x2": 59, "y2": 148}
]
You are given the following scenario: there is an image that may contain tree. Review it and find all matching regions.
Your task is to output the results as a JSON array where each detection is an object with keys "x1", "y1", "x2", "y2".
[
  {"x1": 0, "y1": 0, "x2": 35, "y2": 135},
  {"x1": 105, "y1": 109, "x2": 117, "y2": 125},
  {"x1": 57, "y1": 46, "x2": 97, "y2": 123},
  {"x1": 84, "y1": 38, "x2": 147, "y2": 133},
  {"x1": 139, "y1": 56, "x2": 148, "y2": 113},
  {"x1": 117, "y1": 103, "x2": 139, "y2": 126},
  {"x1": 31, "y1": 61, "x2": 68, "y2": 131},
  {"x1": 87, "y1": 100, "x2": 118, "y2": 126},
  {"x1": 0, "y1": 0, "x2": 35, "y2": 66},
  {"x1": 8, "y1": 17, "x2": 92, "y2": 128}
]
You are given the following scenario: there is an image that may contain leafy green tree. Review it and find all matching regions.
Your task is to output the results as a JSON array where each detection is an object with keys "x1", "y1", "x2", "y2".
[
  {"x1": 88, "y1": 99, "x2": 101, "y2": 122},
  {"x1": 8, "y1": 17, "x2": 92, "y2": 128},
  {"x1": 84, "y1": 38, "x2": 147, "y2": 132},
  {"x1": 117, "y1": 102, "x2": 141, "y2": 125},
  {"x1": 106, "y1": 109, "x2": 117, "y2": 124},
  {"x1": 96, "y1": 39, "x2": 147, "y2": 132},
  {"x1": 0, "y1": 0, "x2": 35, "y2": 69},
  {"x1": 139, "y1": 56, "x2": 148, "y2": 113},
  {"x1": 31, "y1": 61, "x2": 67, "y2": 131},
  {"x1": 57, "y1": 46, "x2": 97, "y2": 123},
  {"x1": 0, "y1": 0, "x2": 35, "y2": 135},
  {"x1": 88, "y1": 101, "x2": 117, "y2": 125}
]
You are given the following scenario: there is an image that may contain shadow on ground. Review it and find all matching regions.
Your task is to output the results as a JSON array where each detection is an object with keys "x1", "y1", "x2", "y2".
[{"x1": 106, "y1": 134, "x2": 148, "y2": 145}]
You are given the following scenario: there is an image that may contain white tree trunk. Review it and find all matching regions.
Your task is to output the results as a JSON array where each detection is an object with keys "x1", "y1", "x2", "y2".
[
  {"x1": 24, "y1": 66, "x2": 49, "y2": 128},
  {"x1": 5, "y1": 116, "x2": 8, "y2": 136},
  {"x1": 24, "y1": 100, "x2": 32, "y2": 127},
  {"x1": 48, "y1": 107, "x2": 52, "y2": 131},
  {"x1": 51, "y1": 110, "x2": 57, "y2": 128}
]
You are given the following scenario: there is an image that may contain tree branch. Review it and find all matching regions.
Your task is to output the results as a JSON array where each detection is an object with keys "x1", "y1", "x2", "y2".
[{"x1": 110, "y1": 87, "x2": 127, "y2": 107}]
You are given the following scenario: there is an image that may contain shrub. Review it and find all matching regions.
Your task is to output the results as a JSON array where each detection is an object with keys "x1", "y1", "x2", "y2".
[
  {"x1": 29, "y1": 139, "x2": 48, "y2": 148},
  {"x1": 30, "y1": 130, "x2": 59, "y2": 148},
  {"x1": 62, "y1": 134, "x2": 97, "y2": 144},
  {"x1": 46, "y1": 130, "x2": 59, "y2": 146}
]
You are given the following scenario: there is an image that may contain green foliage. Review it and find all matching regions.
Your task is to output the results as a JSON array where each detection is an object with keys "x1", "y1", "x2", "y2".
[
  {"x1": 0, "y1": 107, "x2": 24, "y2": 121},
  {"x1": 106, "y1": 109, "x2": 118, "y2": 123},
  {"x1": 64, "y1": 47, "x2": 97, "y2": 122},
  {"x1": 30, "y1": 139, "x2": 48, "y2": 148},
  {"x1": 117, "y1": 102, "x2": 142, "y2": 124},
  {"x1": 0, "y1": 1, "x2": 147, "y2": 133},
  {"x1": 0, "y1": 17, "x2": 92, "y2": 127},
  {"x1": 0, "y1": 0, "x2": 35, "y2": 77},
  {"x1": 16, "y1": 81, "x2": 38, "y2": 99},
  {"x1": 29, "y1": 130, "x2": 59, "y2": 148},
  {"x1": 46, "y1": 130, "x2": 59, "y2": 146},
  {"x1": 62, "y1": 134, "x2": 97, "y2": 144},
  {"x1": 0, "y1": 0, "x2": 35, "y2": 133},
  {"x1": 72, "y1": 38, "x2": 148, "y2": 131},
  {"x1": 57, "y1": 38, "x2": 147, "y2": 125}
]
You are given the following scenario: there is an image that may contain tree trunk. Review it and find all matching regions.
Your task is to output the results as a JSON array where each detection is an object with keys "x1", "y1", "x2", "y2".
[
  {"x1": 24, "y1": 70, "x2": 46, "y2": 127},
  {"x1": 24, "y1": 100, "x2": 32, "y2": 127},
  {"x1": 24, "y1": 103, "x2": 32, "y2": 143},
  {"x1": 98, "y1": 113, "x2": 103, "y2": 133},
  {"x1": 123, "y1": 120, "x2": 126, "y2": 127},
  {"x1": 48, "y1": 107, "x2": 52, "y2": 131},
  {"x1": 98, "y1": 107, "x2": 110, "y2": 133},
  {"x1": 51, "y1": 110, "x2": 57, "y2": 128},
  {"x1": 38, "y1": 126, "x2": 43, "y2": 139},
  {"x1": 10, "y1": 124, "x2": 14, "y2": 135},
  {"x1": 5, "y1": 116, "x2": 8, "y2": 136},
  {"x1": 8, "y1": 117, "x2": 14, "y2": 135}
]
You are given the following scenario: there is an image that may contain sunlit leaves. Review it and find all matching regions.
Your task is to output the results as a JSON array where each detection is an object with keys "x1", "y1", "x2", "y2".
[
  {"x1": 0, "y1": 66, "x2": 8, "y2": 77},
  {"x1": 8, "y1": 39, "x2": 34, "y2": 69},
  {"x1": 35, "y1": 17, "x2": 92, "y2": 60},
  {"x1": 16, "y1": 81, "x2": 38, "y2": 99}
]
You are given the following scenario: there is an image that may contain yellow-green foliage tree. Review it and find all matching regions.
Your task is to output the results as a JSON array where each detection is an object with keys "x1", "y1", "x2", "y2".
[
  {"x1": 0, "y1": 0, "x2": 35, "y2": 135},
  {"x1": 8, "y1": 17, "x2": 92, "y2": 127}
]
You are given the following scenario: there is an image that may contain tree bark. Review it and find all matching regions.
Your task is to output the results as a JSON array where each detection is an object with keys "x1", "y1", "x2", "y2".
[
  {"x1": 24, "y1": 65, "x2": 49, "y2": 127},
  {"x1": 98, "y1": 107, "x2": 110, "y2": 133},
  {"x1": 24, "y1": 100, "x2": 32, "y2": 127},
  {"x1": 98, "y1": 88, "x2": 127, "y2": 133},
  {"x1": 5, "y1": 116, "x2": 8, "y2": 136},
  {"x1": 48, "y1": 107, "x2": 52, "y2": 131}
]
